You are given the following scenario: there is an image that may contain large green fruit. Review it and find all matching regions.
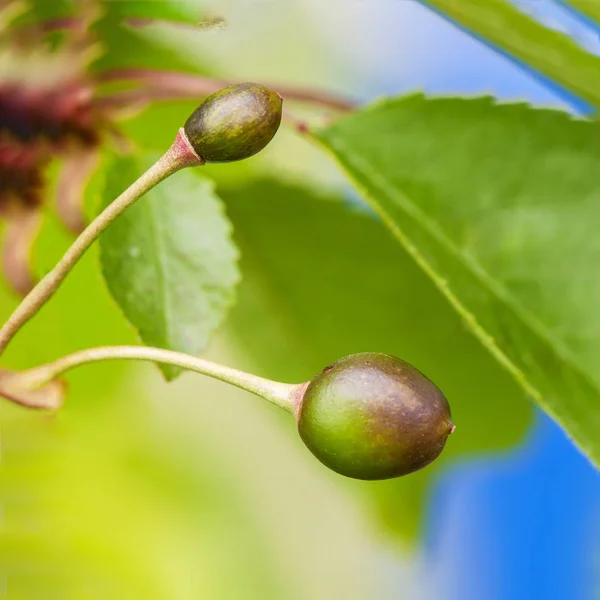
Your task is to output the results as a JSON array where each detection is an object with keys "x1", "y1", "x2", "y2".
[{"x1": 296, "y1": 353, "x2": 454, "y2": 480}]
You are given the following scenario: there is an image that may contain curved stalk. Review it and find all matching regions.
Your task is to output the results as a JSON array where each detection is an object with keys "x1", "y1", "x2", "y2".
[
  {"x1": 97, "y1": 69, "x2": 356, "y2": 113},
  {"x1": 0, "y1": 129, "x2": 203, "y2": 358},
  {"x1": 6, "y1": 346, "x2": 298, "y2": 413}
]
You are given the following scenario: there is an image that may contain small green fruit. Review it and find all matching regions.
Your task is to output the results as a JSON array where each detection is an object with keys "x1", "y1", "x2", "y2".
[
  {"x1": 184, "y1": 82, "x2": 283, "y2": 163},
  {"x1": 296, "y1": 353, "x2": 454, "y2": 480}
]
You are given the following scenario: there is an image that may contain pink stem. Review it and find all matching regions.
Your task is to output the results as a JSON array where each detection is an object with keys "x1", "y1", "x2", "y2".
[
  {"x1": 0, "y1": 368, "x2": 65, "y2": 411},
  {"x1": 38, "y1": 17, "x2": 83, "y2": 33},
  {"x1": 97, "y1": 69, "x2": 356, "y2": 112}
]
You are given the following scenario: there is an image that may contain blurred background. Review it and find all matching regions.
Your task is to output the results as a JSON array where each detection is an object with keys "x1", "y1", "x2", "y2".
[{"x1": 0, "y1": 0, "x2": 599, "y2": 598}]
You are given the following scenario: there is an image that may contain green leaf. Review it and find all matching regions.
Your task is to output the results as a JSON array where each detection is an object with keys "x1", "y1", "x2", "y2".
[
  {"x1": 4, "y1": 0, "x2": 210, "y2": 73},
  {"x1": 565, "y1": 0, "x2": 600, "y2": 26},
  {"x1": 91, "y1": 6, "x2": 206, "y2": 73},
  {"x1": 12, "y1": 0, "x2": 201, "y2": 27},
  {"x1": 221, "y1": 179, "x2": 531, "y2": 544},
  {"x1": 315, "y1": 94, "x2": 600, "y2": 465},
  {"x1": 99, "y1": 155, "x2": 239, "y2": 380},
  {"x1": 10, "y1": 0, "x2": 73, "y2": 23},
  {"x1": 102, "y1": 0, "x2": 203, "y2": 26},
  {"x1": 421, "y1": 0, "x2": 600, "y2": 108}
]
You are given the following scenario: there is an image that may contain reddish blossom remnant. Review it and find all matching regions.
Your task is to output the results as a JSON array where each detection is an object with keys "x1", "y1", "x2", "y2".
[
  {"x1": 0, "y1": 55, "x2": 110, "y2": 294},
  {"x1": 0, "y1": 2, "x2": 352, "y2": 297},
  {"x1": 0, "y1": 140, "x2": 46, "y2": 210},
  {"x1": 0, "y1": 80, "x2": 101, "y2": 147},
  {"x1": 0, "y1": 4, "x2": 126, "y2": 295}
]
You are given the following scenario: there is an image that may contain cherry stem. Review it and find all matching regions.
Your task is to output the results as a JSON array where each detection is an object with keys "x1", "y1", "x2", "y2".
[
  {"x1": 0, "y1": 129, "x2": 203, "y2": 358},
  {"x1": 7, "y1": 345, "x2": 298, "y2": 413},
  {"x1": 97, "y1": 69, "x2": 356, "y2": 113}
]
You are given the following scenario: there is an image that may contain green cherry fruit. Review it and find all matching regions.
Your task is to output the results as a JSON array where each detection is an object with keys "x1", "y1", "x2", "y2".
[
  {"x1": 296, "y1": 353, "x2": 454, "y2": 481},
  {"x1": 184, "y1": 82, "x2": 283, "y2": 163}
]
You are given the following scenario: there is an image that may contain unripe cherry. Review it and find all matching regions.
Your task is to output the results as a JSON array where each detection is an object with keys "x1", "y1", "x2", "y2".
[
  {"x1": 184, "y1": 82, "x2": 283, "y2": 163},
  {"x1": 295, "y1": 353, "x2": 454, "y2": 480}
]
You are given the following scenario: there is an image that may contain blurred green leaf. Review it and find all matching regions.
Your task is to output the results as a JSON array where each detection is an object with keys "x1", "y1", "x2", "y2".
[
  {"x1": 565, "y1": 0, "x2": 600, "y2": 25},
  {"x1": 11, "y1": 0, "x2": 201, "y2": 28},
  {"x1": 10, "y1": 0, "x2": 73, "y2": 23},
  {"x1": 90, "y1": 0, "x2": 210, "y2": 73},
  {"x1": 102, "y1": 0, "x2": 203, "y2": 26},
  {"x1": 220, "y1": 178, "x2": 531, "y2": 544},
  {"x1": 3, "y1": 0, "x2": 209, "y2": 72},
  {"x1": 422, "y1": 0, "x2": 600, "y2": 108},
  {"x1": 99, "y1": 156, "x2": 239, "y2": 380},
  {"x1": 315, "y1": 94, "x2": 600, "y2": 466}
]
